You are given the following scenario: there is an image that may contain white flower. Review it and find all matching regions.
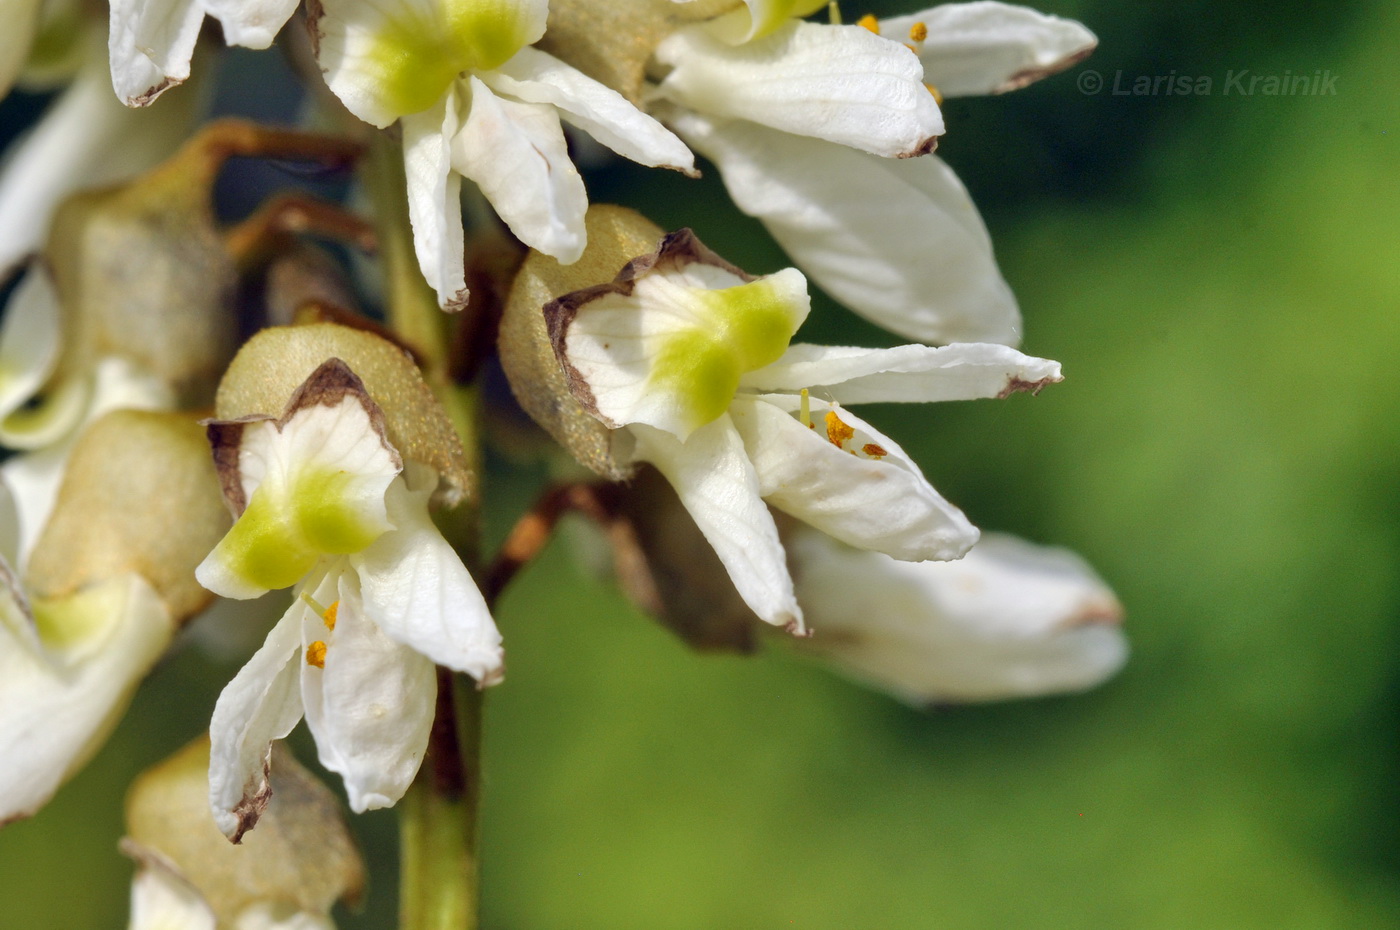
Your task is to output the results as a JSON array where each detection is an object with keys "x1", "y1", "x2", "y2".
[
  {"x1": 655, "y1": 2, "x2": 1096, "y2": 346},
  {"x1": 787, "y1": 527, "x2": 1128, "y2": 703},
  {"x1": 108, "y1": 0, "x2": 300, "y2": 105},
  {"x1": 545, "y1": 229, "x2": 1061, "y2": 633},
  {"x1": 196, "y1": 359, "x2": 502, "y2": 839},
  {"x1": 307, "y1": 0, "x2": 695, "y2": 310}
]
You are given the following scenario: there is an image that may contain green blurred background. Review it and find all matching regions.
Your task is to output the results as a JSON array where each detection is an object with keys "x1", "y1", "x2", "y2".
[{"x1": 2, "y1": 0, "x2": 1398, "y2": 926}]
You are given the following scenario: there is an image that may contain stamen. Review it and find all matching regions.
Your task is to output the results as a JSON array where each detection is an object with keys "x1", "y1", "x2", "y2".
[
  {"x1": 861, "y1": 443, "x2": 889, "y2": 459},
  {"x1": 298, "y1": 591, "x2": 329, "y2": 616},
  {"x1": 825, "y1": 409, "x2": 855, "y2": 448},
  {"x1": 322, "y1": 600, "x2": 339, "y2": 631},
  {"x1": 800, "y1": 388, "x2": 813, "y2": 429},
  {"x1": 908, "y1": 21, "x2": 927, "y2": 41},
  {"x1": 827, "y1": 1, "x2": 841, "y2": 25},
  {"x1": 924, "y1": 82, "x2": 944, "y2": 106},
  {"x1": 306, "y1": 640, "x2": 327, "y2": 668},
  {"x1": 856, "y1": 13, "x2": 879, "y2": 33}
]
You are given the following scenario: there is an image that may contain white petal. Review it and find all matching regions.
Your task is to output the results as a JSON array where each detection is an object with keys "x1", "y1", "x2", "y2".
[
  {"x1": 452, "y1": 76, "x2": 588, "y2": 263},
  {"x1": 790, "y1": 528, "x2": 1127, "y2": 703},
  {"x1": 668, "y1": 111, "x2": 1019, "y2": 345},
  {"x1": 108, "y1": 0, "x2": 204, "y2": 105},
  {"x1": 0, "y1": 266, "x2": 84, "y2": 449},
  {"x1": 202, "y1": 0, "x2": 300, "y2": 49},
  {"x1": 882, "y1": 2, "x2": 1097, "y2": 97},
  {"x1": 208, "y1": 605, "x2": 305, "y2": 840},
  {"x1": 129, "y1": 866, "x2": 217, "y2": 930},
  {"x1": 730, "y1": 394, "x2": 978, "y2": 561},
  {"x1": 482, "y1": 47, "x2": 695, "y2": 173},
  {"x1": 300, "y1": 571, "x2": 435, "y2": 813},
  {"x1": 232, "y1": 904, "x2": 334, "y2": 930},
  {"x1": 0, "y1": 54, "x2": 195, "y2": 280},
  {"x1": 197, "y1": 382, "x2": 401, "y2": 601},
  {"x1": 0, "y1": 573, "x2": 173, "y2": 824},
  {"x1": 564, "y1": 262, "x2": 809, "y2": 440},
  {"x1": 402, "y1": 89, "x2": 468, "y2": 312},
  {"x1": 741, "y1": 342, "x2": 1061, "y2": 403},
  {"x1": 654, "y1": 21, "x2": 942, "y2": 158},
  {"x1": 310, "y1": 0, "x2": 549, "y2": 127},
  {"x1": 0, "y1": 0, "x2": 41, "y2": 99},
  {"x1": 627, "y1": 416, "x2": 803, "y2": 632},
  {"x1": 352, "y1": 474, "x2": 503, "y2": 684}
]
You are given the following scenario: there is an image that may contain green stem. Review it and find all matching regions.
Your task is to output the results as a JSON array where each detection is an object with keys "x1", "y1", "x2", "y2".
[
  {"x1": 399, "y1": 672, "x2": 484, "y2": 930},
  {"x1": 361, "y1": 128, "x2": 485, "y2": 930}
]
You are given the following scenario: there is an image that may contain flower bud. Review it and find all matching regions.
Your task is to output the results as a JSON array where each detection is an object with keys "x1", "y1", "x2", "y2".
[
  {"x1": 124, "y1": 737, "x2": 364, "y2": 928},
  {"x1": 499, "y1": 204, "x2": 666, "y2": 480},
  {"x1": 214, "y1": 323, "x2": 474, "y2": 506}
]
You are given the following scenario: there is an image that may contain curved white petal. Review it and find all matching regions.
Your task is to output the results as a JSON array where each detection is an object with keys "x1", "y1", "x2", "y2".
[
  {"x1": 564, "y1": 263, "x2": 808, "y2": 440},
  {"x1": 654, "y1": 21, "x2": 942, "y2": 158},
  {"x1": 730, "y1": 394, "x2": 978, "y2": 561},
  {"x1": 790, "y1": 528, "x2": 1127, "y2": 703},
  {"x1": 402, "y1": 88, "x2": 468, "y2": 312},
  {"x1": 208, "y1": 605, "x2": 305, "y2": 840},
  {"x1": 202, "y1": 0, "x2": 300, "y2": 49},
  {"x1": 0, "y1": 0, "x2": 42, "y2": 99},
  {"x1": 741, "y1": 342, "x2": 1061, "y2": 403},
  {"x1": 129, "y1": 866, "x2": 217, "y2": 930},
  {"x1": 352, "y1": 474, "x2": 503, "y2": 684},
  {"x1": 0, "y1": 573, "x2": 173, "y2": 824},
  {"x1": 452, "y1": 76, "x2": 587, "y2": 263},
  {"x1": 0, "y1": 266, "x2": 76, "y2": 449},
  {"x1": 300, "y1": 571, "x2": 435, "y2": 814},
  {"x1": 670, "y1": 111, "x2": 1019, "y2": 345},
  {"x1": 310, "y1": 0, "x2": 548, "y2": 127},
  {"x1": 627, "y1": 416, "x2": 803, "y2": 632},
  {"x1": 0, "y1": 54, "x2": 195, "y2": 280},
  {"x1": 882, "y1": 2, "x2": 1097, "y2": 97},
  {"x1": 108, "y1": 0, "x2": 204, "y2": 105},
  {"x1": 198, "y1": 383, "x2": 401, "y2": 601},
  {"x1": 482, "y1": 47, "x2": 695, "y2": 173}
]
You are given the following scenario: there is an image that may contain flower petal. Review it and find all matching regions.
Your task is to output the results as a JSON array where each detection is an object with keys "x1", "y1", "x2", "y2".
[
  {"x1": 402, "y1": 88, "x2": 468, "y2": 312},
  {"x1": 197, "y1": 360, "x2": 402, "y2": 600},
  {"x1": 881, "y1": 2, "x2": 1097, "y2": 97},
  {"x1": 309, "y1": 0, "x2": 549, "y2": 126},
  {"x1": 556, "y1": 241, "x2": 808, "y2": 440},
  {"x1": 741, "y1": 342, "x2": 1061, "y2": 403},
  {"x1": 729, "y1": 394, "x2": 978, "y2": 561},
  {"x1": 0, "y1": 54, "x2": 194, "y2": 280},
  {"x1": 202, "y1": 0, "x2": 300, "y2": 49},
  {"x1": 352, "y1": 470, "x2": 503, "y2": 685},
  {"x1": 789, "y1": 528, "x2": 1127, "y2": 703},
  {"x1": 128, "y1": 865, "x2": 217, "y2": 930},
  {"x1": 668, "y1": 111, "x2": 1019, "y2": 345},
  {"x1": 0, "y1": 266, "x2": 86, "y2": 450},
  {"x1": 108, "y1": 0, "x2": 204, "y2": 105},
  {"x1": 300, "y1": 571, "x2": 436, "y2": 813},
  {"x1": 654, "y1": 21, "x2": 942, "y2": 158},
  {"x1": 481, "y1": 46, "x2": 695, "y2": 173},
  {"x1": 451, "y1": 76, "x2": 588, "y2": 263},
  {"x1": 208, "y1": 605, "x2": 305, "y2": 841},
  {"x1": 627, "y1": 416, "x2": 803, "y2": 632},
  {"x1": 0, "y1": 573, "x2": 173, "y2": 825}
]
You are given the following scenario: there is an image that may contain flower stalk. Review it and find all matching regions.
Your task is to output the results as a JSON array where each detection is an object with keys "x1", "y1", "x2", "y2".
[{"x1": 364, "y1": 128, "x2": 489, "y2": 930}]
